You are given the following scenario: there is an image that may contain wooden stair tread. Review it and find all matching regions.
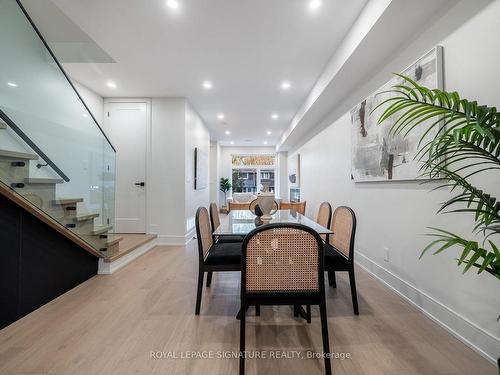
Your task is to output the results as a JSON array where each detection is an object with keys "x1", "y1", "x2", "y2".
[
  {"x1": 53, "y1": 198, "x2": 83, "y2": 205},
  {"x1": 92, "y1": 225, "x2": 113, "y2": 236},
  {"x1": 25, "y1": 177, "x2": 64, "y2": 184},
  {"x1": 73, "y1": 212, "x2": 99, "y2": 222},
  {"x1": 105, "y1": 235, "x2": 123, "y2": 246},
  {"x1": 104, "y1": 234, "x2": 157, "y2": 263},
  {"x1": 0, "y1": 149, "x2": 38, "y2": 160},
  {"x1": 0, "y1": 182, "x2": 102, "y2": 258}
]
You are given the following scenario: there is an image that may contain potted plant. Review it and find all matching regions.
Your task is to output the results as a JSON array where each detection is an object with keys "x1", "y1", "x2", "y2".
[
  {"x1": 376, "y1": 74, "x2": 499, "y2": 369},
  {"x1": 219, "y1": 177, "x2": 232, "y2": 213}
]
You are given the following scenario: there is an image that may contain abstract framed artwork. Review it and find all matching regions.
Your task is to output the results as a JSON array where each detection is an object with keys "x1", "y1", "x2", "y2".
[
  {"x1": 288, "y1": 154, "x2": 300, "y2": 187},
  {"x1": 350, "y1": 46, "x2": 444, "y2": 182},
  {"x1": 194, "y1": 147, "x2": 208, "y2": 190}
]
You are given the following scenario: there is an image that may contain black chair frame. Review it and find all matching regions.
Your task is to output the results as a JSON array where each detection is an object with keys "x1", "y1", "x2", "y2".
[
  {"x1": 325, "y1": 206, "x2": 359, "y2": 315},
  {"x1": 239, "y1": 223, "x2": 331, "y2": 375},
  {"x1": 195, "y1": 207, "x2": 241, "y2": 315}
]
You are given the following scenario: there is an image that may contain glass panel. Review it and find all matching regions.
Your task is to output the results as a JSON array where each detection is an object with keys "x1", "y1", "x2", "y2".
[
  {"x1": 0, "y1": 0, "x2": 116, "y2": 256},
  {"x1": 232, "y1": 168, "x2": 257, "y2": 193}
]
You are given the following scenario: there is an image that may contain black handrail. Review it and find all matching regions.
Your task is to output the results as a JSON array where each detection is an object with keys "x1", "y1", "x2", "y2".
[
  {"x1": 14, "y1": 0, "x2": 116, "y2": 153},
  {"x1": 0, "y1": 110, "x2": 70, "y2": 182}
]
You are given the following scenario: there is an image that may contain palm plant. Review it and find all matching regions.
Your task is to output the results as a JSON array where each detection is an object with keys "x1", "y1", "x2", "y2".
[
  {"x1": 375, "y1": 74, "x2": 500, "y2": 280},
  {"x1": 219, "y1": 177, "x2": 232, "y2": 208}
]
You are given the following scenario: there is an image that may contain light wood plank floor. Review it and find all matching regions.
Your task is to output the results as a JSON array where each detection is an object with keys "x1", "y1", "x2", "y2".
[{"x1": 0, "y1": 242, "x2": 495, "y2": 375}]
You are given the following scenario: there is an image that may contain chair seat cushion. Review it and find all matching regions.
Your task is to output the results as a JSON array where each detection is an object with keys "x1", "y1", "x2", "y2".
[
  {"x1": 324, "y1": 243, "x2": 350, "y2": 270},
  {"x1": 205, "y1": 242, "x2": 242, "y2": 266},
  {"x1": 216, "y1": 235, "x2": 244, "y2": 243}
]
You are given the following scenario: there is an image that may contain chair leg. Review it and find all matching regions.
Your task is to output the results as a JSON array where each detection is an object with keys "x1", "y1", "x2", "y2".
[
  {"x1": 195, "y1": 269, "x2": 204, "y2": 315},
  {"x1": 293, "y1": 305, "x2": 299, "y2": 317},
  {"x1": 255, "y1": 305, "x2": 260, "y2": 316},
  {"x1": 240, "y1": 301, "x2": 246, "y2": 375},
  {"x1": 306, "y1": 305, "x2": 311, "y2": 324},
  {"x1": 319, "y1": 300, "x2": 332, "y2": 375},
  {"x1": 328, "y1": 271, "x2": 336, "y2": 288},
  {"x1": 349, "y1": 269, "x2": 359, "y2": 315},
  {"x1": 206, "y1": 272, "x2": 213, "y2": 287}
]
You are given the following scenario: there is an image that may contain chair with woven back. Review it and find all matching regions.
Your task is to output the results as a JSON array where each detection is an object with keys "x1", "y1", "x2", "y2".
[
  {"x1": 279, "y1": 201, "x2": 306, "y2": 215},
  {"x1": 209, "y1": 202, "x2": 243, "y2": 244},
  {"x1": 194, "y1": 207, "x2": 242, "y2": 314},
  {"x1": 228, "y1": 201, "x2": 251, "y2": 211},
  {"x1": 324, "y1": 206, "x2": 359, "y2": 315},
  {"x1": 316, "y1": 201, "x2": 332, "y2": 242},
  {"x1": 239, "y1": 223, "x2": 331, "y2": 375}
]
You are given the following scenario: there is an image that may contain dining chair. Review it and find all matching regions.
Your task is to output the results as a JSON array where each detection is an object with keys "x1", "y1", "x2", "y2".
[
  {"x1": 316, "y1": 201, "x2": 332, "y2": 242},
  {"x1": 209, "y1": 202, "x2": 244, "y2": 244},
  {"x1": 324, "y1": 206, "x2": 359, "y2": 315},
  {"x1": 194, "y1": 207, "x2": 242, "y2": 314},
  {"x1": 279, "y1": 201, "x2": 306, "y2": 215},
  {"x1": 229, "y1": 201, "x2": 250, "y2": 211},
  {"x1": 239, "y1": 223, "x2": 331, "y2": 375}
]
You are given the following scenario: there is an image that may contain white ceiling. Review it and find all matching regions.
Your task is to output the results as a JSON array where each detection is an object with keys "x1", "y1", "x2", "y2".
[{"x1": 22, "y1": 0, "x2": 368, "y2": 146}]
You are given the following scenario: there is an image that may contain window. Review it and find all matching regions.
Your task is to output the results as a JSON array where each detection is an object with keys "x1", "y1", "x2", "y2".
[{"x1": 231, "y1": 154, "x2": 276, "y2": 194}]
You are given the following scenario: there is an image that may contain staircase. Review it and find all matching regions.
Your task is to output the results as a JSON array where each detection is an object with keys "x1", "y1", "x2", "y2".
[{"x1": 0, "y1": 134, "x2": 121, "y2": 257}]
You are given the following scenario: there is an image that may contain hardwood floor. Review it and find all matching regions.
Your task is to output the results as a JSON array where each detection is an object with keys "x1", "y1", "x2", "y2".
[{"x1": 0, "y1": 241, "x2": 495, "y2": 375}]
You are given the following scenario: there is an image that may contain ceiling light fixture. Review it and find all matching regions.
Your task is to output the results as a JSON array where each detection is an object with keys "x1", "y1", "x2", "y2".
[
  {"x1": 263, "y1": 141, "x2": 268, "y2": 145},
  {"x1": 280, "y1": 81, "x2": 291, "y2": 90},
  {"x1": 267, "y1": 130, "x2": 272, "y2": 135},
  {"x1": 167, "y1": 0, "x2": 179, "y2": 9},
  {"x1": 230, "y1": 141, "x2": 234, "y2": 145},
  {"x1": 202, "y1": 81, "x2": 213, "y2": 90},
  {"x1": 7, "y1": 82, "x2": 17, "y2": 87},
  {"x1": 82, "y1": 113, "x2": 89, "y2": 118},
  {"x1": 271, "y1": 113, "x2": 279, "y2": 119},
  {"x1": 309, "y1": 0, "x2": 321, "y2": 10},
  {"x1": 225, "y1": 130, "x2": 231, "y2": 135},
  {"x1": 217, "y1": 113, "x2": 225, "y2": 120},
  {"x1": 106, "y1": 80, "x2": 117, "y2": 89}
]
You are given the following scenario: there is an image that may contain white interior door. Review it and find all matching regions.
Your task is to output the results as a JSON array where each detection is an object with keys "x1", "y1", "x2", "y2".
[{"x1": 105, "y1": 102, "x2": 147, "y2": 233}]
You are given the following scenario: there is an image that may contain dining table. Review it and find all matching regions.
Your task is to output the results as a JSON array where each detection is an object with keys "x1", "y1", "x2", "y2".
[
  {"x1": 213, "y1": 209, "x2": 333, "y2": 237},
  {"x1": 213, "y1": 209, "x2": 333, "y2": 321}
]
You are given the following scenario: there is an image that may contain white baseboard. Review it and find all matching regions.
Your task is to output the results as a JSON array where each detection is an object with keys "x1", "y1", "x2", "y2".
[
  {"x1": 98, "y1": 238, "x2": 158, "y2": 275},
  {"x1": 156, "y1": 229, "x2": 195, "y2": 246},
  {"x1": 355, "y1": 251, "x2": 499, "y2": 364}
]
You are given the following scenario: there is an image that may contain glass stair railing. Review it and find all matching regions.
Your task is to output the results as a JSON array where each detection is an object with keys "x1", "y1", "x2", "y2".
[{"x1": 0, "y1": 0, "x2": 118, "y2": 257}]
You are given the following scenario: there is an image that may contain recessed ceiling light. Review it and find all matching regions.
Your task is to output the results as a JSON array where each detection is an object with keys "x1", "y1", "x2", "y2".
[
  {"x1": 309, "y1": 0, "x2": 321, "y2": 9},
  {"x1": 225, "y1": 130, "x2": 231, "y2": 135},
  {"x1": 202, "y1": 81, "x2": 213, "y2": 90},
  {"x1": 263, "y1": 141, "x2": 268, "y2": 145},
  {"x1": 280, "y1": 81, "x2": 291, "y2": 90},
  {"x1": 106, "y1": 80, "x2": 117, "y2": 89},
  {"x1": 267, "y1": 130, "x2": 272, "y2": 135},
  {"x1": 167, "y1": 0, "x2": 179, "y2": 9},
  {"x1": 7, "y1": 82, "x2": 17, "y2": 87},
  {"x1": 230, "y1": 141, "x2": 234, "y2": 145},
  {"x1": 82, "y1": 113, "x2": 89, "y2": 118},
  {"x1": 271, "y1": 113, "x2": 279, "y2": 119},
  {"x1": 217, "y1": 113, "x2": 225, "y2": 120}
]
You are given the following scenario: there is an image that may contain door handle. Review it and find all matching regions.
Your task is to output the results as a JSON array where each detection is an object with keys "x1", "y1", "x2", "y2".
[{"x1": 135, "y1": 182, "x2": 145, "y2": 187}]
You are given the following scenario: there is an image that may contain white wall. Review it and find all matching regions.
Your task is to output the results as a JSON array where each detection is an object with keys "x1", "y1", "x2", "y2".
[
  {"x1": 72, "y1": 80, "x2": 104, "y2": 125},
  {"x1": 209, "y1": 141, "x2": 221, "y2": 206},
  {"x1": 185, "y1": 102, "x2": 210, "y2": 236},
  {"x1": 292, "y1": 0, "x2": 500, "y2": 362},
  {"x1": 150, "y1": 98, "x2": 186, "y2": 243}
]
